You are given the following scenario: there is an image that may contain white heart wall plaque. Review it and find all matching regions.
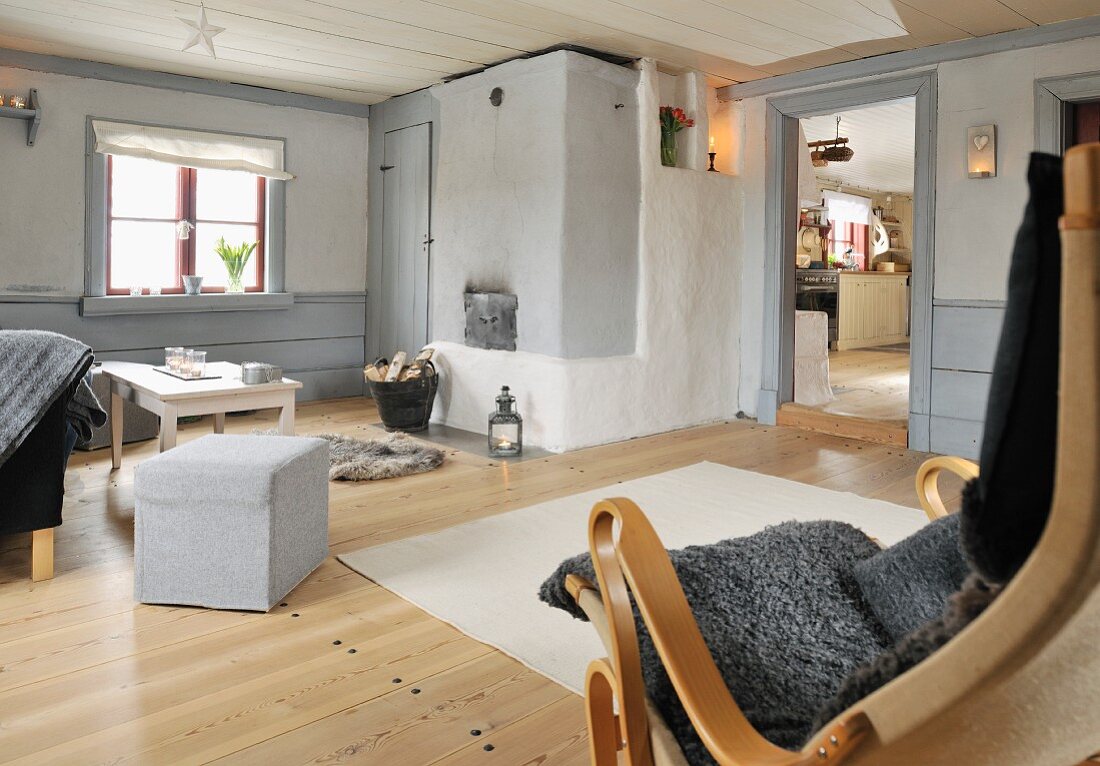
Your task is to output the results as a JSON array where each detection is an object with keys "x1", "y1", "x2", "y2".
[{"x1": 973, "y1": 134, "x2": 989, "y2": 151}]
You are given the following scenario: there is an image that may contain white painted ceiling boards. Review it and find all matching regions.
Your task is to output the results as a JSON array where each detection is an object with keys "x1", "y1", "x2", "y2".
[
  {"x1": 802, "y1": 100, "x2": 917, "y2": 194},
  {"x1": 0, "y1": 2, "x2": 1095, "y2": 105}
]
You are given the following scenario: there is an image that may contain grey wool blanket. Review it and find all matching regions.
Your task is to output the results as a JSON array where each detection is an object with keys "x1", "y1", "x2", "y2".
[
  {"x1": 67, "y1": 378, "x2": 107, "y2": 443},
  {"x1": 0, "y1": 330, "x2": 94, "y2": 464}
]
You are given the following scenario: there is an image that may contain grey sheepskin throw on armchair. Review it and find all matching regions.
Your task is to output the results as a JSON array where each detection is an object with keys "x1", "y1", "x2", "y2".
[{"x1": 541, "y1": 520, "x2": 892, "y2": 762}]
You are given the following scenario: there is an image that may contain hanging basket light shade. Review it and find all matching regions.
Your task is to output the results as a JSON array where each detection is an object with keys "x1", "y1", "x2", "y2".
[{"x1": 821, "y1": 143, "x2": 854, "y2": 162}]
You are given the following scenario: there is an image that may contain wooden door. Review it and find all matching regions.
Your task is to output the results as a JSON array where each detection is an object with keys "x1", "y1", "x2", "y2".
[
  {"x1": 378, "y1": 123, "x2": 431, "y2": 360},
  {"x1": 1071, "y1": 101, "x2": 1100, "y2": 146}
]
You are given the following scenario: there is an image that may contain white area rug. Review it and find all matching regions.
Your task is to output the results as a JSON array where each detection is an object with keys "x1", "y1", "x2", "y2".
[{"x1": 338, "y1": 462, "x2": 929, "y2": 693}]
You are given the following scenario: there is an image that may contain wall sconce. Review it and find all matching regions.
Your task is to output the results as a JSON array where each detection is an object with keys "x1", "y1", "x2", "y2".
[{"x1": 967, "y1": 124, "x2": 996, "y2": 179}]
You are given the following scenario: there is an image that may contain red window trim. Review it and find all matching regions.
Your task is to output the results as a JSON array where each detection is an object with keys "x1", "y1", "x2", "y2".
[
  {"x1": 828, "y1": 220, "x2": 869, "y2": 267},
  {"x1": 106, "y1": 157, "x2": 266, "y2": 295}
]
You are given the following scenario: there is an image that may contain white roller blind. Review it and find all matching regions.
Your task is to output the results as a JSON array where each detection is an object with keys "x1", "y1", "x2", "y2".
[
  {"x1": 823, "y1": 190, "x2": 872, "y2": 226},
  {"x1": 92, "y1": 120, "x2": 294, "y2": 180}
]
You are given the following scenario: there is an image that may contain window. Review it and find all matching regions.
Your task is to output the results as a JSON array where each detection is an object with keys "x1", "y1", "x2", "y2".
[
  {"x1": 828, "y1": 221, "x2": 869, "y2": 267},
  {"x1": 85, "y1": 119, "x2": 292, "y2": 302},
  {"x1": 106, "y1": 156, "x2": 266, "y2": 294}
]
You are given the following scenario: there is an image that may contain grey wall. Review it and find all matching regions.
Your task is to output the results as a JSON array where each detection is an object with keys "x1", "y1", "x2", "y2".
[
  {"x1": 0, "y1": 64, "x2": 370, "y2": 400},
  {"x1": 0, "y1": 293, "x2": 366, "y2": 401},
  {"x1": 430, "y1": 51, "x2": 639, "y2": 359}
]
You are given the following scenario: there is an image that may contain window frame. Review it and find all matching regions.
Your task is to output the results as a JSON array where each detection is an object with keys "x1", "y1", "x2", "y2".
[
  {"x1": 104, "y1": 156, "x2": 267, "y2": 295},
  {"x1": 85, "y1": 117, "x2": 286, "y2": 301}
]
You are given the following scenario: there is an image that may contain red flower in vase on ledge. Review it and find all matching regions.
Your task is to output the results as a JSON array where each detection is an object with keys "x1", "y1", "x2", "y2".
[{"x1": 659, "y1": 106, "x2": 695, "y2": 167}]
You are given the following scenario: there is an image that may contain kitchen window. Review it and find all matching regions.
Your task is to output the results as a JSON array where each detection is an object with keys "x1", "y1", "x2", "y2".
[
  {"x1": 107, "y1": 156, "x2": 266, "y2": 294},
  {"x1": 84, "y1": 119, "x2": 292, "y2": 306},
  {"x1": 828, "y1": 221, "x2": 869, "y2": 267}
]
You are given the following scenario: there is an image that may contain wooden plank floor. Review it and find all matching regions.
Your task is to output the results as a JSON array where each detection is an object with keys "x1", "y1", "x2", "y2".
[
  {"x1": 0, "y1": 398, "x2": 963, "y2": 765},
  {"x1": 781, "y1": 347, "x2": 910, "y2": 446}
]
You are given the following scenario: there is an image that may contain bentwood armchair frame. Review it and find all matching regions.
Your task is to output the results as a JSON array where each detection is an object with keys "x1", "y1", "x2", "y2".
[{"x1": 572, "y1": 144, "x2": 1100, "y2": 765}]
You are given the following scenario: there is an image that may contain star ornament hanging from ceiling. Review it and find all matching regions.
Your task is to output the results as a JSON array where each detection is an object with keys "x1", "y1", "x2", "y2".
[{"x1": 178, "y1": 4, "x2": 225, "y2": 58}]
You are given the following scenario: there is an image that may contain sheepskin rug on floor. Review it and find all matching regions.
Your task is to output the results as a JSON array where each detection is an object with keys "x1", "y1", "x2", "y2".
[
  {"x1": 337, "y1": 461, "x2": 929, "y2": 692},
  {"x1": 318, "y1": 432, "x2": 444, "y2": 481},
  {"x1": 254, "y1": 429, "x2": 445, "y2": 480}
]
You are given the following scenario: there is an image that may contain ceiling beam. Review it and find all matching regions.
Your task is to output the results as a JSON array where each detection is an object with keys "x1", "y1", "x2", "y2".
[
  {"x1": 0, "y1": 45, "x2": 373, "y2": 117},
  {"x1": 718, "y1": 14, "x2": 1100, "y2": 101}
]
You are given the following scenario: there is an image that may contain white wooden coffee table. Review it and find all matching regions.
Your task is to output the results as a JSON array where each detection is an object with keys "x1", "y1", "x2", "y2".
[{"x1": 98, "y1": 361, "x2": 302, "y2": 469}]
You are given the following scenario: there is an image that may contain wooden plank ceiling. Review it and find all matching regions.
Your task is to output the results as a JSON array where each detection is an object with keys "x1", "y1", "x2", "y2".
[
  {"x1": 0, "y1": 1, "x2": 1095, "y2": 105},
  {"x1": 803, "y1": 99, "x2": 917, "y2": 194}
]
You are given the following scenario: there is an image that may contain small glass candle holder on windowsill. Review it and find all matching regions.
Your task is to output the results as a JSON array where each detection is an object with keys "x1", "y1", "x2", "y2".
[
  {"x1": 129, "y1": 286, "x2": 144, "y2": 296},
  {"x1": 488, "y1": 386, "x2": 522, "y2": 457}
]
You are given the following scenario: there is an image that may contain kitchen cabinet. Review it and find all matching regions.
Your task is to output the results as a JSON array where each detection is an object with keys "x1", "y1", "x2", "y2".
[{"x1": 837, "y1": 272, "x2": 910, "y2": 350}]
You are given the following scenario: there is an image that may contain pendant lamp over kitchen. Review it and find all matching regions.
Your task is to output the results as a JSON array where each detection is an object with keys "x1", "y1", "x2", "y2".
[
  {"x1": 821, "y1": 116, "x2": 854, "y2": 162},
  {"x1": 807, "y1": 115, "x2": 855, "y2": 167}
]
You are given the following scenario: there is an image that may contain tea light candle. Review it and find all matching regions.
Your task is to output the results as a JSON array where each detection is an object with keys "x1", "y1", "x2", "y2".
[{"x1": 8, "y1": 95, "x2": 25, "y2": 109}]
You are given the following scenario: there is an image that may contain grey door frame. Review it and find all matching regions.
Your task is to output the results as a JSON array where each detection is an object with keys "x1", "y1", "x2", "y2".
[
  {"x1": 758, "y1": 71, "x2": 937, "y2": 451},
  {"x1": 1036, "y1": 70, "x2": 1100, "y2": 154}
]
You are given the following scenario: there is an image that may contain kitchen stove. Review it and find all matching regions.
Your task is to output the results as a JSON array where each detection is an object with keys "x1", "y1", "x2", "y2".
[{"x1": 795, "y1": 268, "x2": 839, "y2": 347}]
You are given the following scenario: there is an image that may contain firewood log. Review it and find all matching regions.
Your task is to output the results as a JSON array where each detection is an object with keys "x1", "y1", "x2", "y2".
[{"x1": 384, "y1": 352, "x2": 406, "y2": 382}]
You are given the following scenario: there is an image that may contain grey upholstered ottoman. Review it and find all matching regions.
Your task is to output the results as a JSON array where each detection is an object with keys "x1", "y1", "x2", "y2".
[{"x1": 134, "y1": 434, "x2": 329, "y2": 611}]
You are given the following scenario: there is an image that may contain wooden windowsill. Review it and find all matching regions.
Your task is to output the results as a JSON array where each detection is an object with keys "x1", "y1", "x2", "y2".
[{"x1": 79, "y1": 292, "x2": 295, "y2": 317}]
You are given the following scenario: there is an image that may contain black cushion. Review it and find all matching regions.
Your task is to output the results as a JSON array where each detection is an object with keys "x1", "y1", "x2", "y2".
[
  {"x1": 961, "y1": 153, "x2": 1063, "y2": 583},
  {"x1": 852, "y1": 514, "x2": 969, "y2": 643},
  {"x1": 0, "y1": 395, "x2": 68, "y2": 534}
]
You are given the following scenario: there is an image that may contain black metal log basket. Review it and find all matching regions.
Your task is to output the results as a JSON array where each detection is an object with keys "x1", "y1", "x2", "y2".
[{"x1": 368, "y1": 362, "x2": 438, "y2": 433}]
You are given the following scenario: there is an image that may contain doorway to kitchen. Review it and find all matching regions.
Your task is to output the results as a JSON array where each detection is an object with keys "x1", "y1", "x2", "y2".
[
  {"x1": 758, "y1": 72, "x2": 936, "y2": 450},
  {"x1": 784, "y1": 100, "x2": 917, "y2": 446}
]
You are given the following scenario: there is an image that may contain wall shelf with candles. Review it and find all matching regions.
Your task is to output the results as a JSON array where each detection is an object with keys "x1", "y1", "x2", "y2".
[{"x1": 0, "y1": 89, "x2": 41, "y2": 147}]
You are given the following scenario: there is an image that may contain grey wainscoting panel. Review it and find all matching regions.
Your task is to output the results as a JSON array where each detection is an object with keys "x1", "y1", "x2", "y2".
[
  {"x1": 0, "y1": 299, "x2": 364, "y2": 351},
  {"x1": 929, "y1": 416, "x2": 984, "y2": 460},
  {"x1": 930, "y1": 369, "x2": 992, "y2": 422},
  {"x1": 931, "y1": 305, "x2": 1004, "y2": 374},
  {"x1": 289, "y1": 368, "x2": 366, "y2": 401},
  {"x1": 0, "y1": 292, "x2": 366, "y2": 401},
  {"x1": 98, "y1": 337, "x2": 364, "y2": 372}
]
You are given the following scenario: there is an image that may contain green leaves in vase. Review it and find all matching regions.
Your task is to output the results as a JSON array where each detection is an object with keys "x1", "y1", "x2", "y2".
[{"x1": 214, "y1": 236, "x2": 257, "y2": 293}]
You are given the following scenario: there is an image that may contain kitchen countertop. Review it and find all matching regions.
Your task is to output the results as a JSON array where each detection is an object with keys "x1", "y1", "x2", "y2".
[{"x1": 838, "y1": 270, "x2": 910, "y2": 277}]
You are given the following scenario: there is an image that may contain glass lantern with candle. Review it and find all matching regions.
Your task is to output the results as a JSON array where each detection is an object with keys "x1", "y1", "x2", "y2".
[{"x1": 488, "y1": 386, "x2": 522, "y2": 457}]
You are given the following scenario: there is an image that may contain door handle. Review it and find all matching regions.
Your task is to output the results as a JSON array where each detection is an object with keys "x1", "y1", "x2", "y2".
[
  {"x1": 380, "y1": 164, "x2": 394, "y2": 171},
  {"x1": 422, "y1": 237, "x2": 434, "y2": 246}
]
